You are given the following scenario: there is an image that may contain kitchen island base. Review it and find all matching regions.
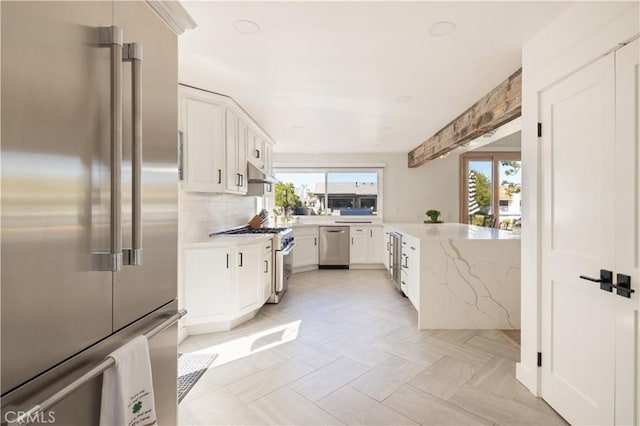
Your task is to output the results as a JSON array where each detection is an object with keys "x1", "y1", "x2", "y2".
[{"x1": 384, "y1": 223, "x2": 520, "y2": 330}]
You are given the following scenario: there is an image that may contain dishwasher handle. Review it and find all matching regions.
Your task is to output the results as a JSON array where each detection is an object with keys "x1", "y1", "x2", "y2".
[{"x1": 326, "y1": 230, "x2": 346, "y2": 233}]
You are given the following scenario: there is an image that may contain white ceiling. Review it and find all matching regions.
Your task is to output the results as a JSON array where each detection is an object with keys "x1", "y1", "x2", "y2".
[{"x1": 179, "y1": 1, "x2": 571, "y2": 154}]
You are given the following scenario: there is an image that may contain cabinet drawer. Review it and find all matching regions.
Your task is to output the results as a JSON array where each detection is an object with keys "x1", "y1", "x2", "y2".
[{"x1": 293, "y1": 226, "x2": 318, "y2": 237}]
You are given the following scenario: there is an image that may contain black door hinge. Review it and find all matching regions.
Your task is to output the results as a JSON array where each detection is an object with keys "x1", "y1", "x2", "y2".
[
  {"x1": 537, "y1": 122, "x2": 542, "y2": 138},
  {"x1": 537, "y1": 352, "x2": 542, "y2": 367}
]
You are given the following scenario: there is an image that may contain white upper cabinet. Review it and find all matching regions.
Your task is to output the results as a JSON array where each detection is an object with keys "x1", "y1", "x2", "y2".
[
  {"x1": 179, "y1": 90, "x2": 226, "y2": 192},
  {"x1": 225, "y1": 109, "x2": 247, "y2": 194},
  {"x1": 247, "y1": 128, "x2": 265, "y2": 171},
  {"x1": 179, "y1": 85, "x2": 274, "y2": 194},
  {"x1": 264, "y1": 143, "x2": 273, "y2": 176}
]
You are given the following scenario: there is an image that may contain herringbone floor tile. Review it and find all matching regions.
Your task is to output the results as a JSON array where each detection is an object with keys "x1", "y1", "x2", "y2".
[{"x1": 179, "y1": 269, "x2": 567, "y2": 425}]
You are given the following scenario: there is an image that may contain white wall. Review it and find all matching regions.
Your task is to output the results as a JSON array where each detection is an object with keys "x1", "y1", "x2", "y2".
[
  {"x1": 518, "y1": 1, "x2": 639, "y2": 394},
  {"x1": 274, "y1": 152, "x2": 460, "y2": 223}
]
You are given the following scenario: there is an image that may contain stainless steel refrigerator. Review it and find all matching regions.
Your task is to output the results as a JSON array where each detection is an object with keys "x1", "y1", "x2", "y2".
[{"x1": 1, "y1": 1, "x2": 180, "y2": 424}]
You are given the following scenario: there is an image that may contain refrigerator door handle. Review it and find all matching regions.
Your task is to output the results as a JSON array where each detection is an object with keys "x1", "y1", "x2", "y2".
[
  {"x1": 99, "y1": 26, "x2": 124, "y2": 272},
  {"x1": 123, "y1": 43, "x2": 143, "y2": 266}
]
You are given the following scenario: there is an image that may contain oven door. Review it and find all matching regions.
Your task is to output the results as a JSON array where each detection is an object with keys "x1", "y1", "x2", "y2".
[{"x1": 275, "y1": 243, "x2": 296, "y2": 294}]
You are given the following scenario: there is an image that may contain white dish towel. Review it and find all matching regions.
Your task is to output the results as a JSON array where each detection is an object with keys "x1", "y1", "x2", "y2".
[{"x1": 100, "y1": 335, "x2": 157, "y2": 426}]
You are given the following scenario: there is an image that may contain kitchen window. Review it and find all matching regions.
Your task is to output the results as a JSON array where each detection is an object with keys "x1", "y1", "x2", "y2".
[
  {"x1": 273, "y1": 168, "x2": 383, "y2": 218},
  {"x1": 460, "y1": 152, "x2": 521, "y2": 229}
]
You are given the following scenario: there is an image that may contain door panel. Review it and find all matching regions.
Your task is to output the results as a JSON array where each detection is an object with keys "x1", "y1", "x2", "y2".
[
  {"x1": 113, "y1": 1, "x2": 177, "y2": 330},
  {"x1": 614, "y1": 38, "x2": 639, "y2": 426},
  {"x1": 1, "y1": 1, "x2": 113, "y2": 393},
  {"x1": 226, "y1": 109, "x2": 239, "y2": 192},
  {"x1": 236, "y1": 244, "x2": 262, "y2": 313},
  {"x1": 540, "y1": 54, "x2": 616, "y2": 425},
  {"x1": 182, "y1": 97, "x2": 225, "y2": 192}
]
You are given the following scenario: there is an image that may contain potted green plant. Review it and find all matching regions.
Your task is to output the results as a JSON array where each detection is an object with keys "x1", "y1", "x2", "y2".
[{"x1": 425, "y1": 209, "x2": 442, "y2": 223}]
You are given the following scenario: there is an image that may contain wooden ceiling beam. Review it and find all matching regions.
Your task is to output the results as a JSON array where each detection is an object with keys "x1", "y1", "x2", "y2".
[{"x1": 408, "y1": 68, "x2": 522, "y2": 168}]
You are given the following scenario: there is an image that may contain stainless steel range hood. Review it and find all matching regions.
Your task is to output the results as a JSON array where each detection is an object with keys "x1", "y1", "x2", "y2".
[
  {"x1": 246, "y1": 162, "x2": 277, "y2": 196},
  {"x1": 247, "y1": 162, "x2": 278, "y2": 184}
]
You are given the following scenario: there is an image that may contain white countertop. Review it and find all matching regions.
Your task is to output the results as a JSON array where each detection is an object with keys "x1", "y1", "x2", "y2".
[
  {"x1": 287, "y1": 221, "x2": 382, "y2": 228},
  {"x1": 384, "y1": 223, "x2": 521, "y2": 241},
  {"x1": 185, "y1": 234, "x2": 273, "y2": 248}
]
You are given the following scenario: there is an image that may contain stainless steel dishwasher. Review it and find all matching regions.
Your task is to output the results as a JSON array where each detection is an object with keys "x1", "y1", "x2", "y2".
[{"x1": 319, "y1": 226, "x2": 350, "y2": 268}]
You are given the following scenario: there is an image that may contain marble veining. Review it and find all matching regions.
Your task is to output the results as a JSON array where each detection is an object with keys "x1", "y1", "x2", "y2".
[
  {"x1": 441, "y1": 240, "x2": 517, "y2": 329},
  {"x1": 420, "y1": 238, "x2": 520, "y2": 329}
]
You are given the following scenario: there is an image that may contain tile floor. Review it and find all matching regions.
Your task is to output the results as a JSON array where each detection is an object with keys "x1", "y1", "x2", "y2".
[{"x1": 179, "y1": 269, "x2": 567, "y2": 425}]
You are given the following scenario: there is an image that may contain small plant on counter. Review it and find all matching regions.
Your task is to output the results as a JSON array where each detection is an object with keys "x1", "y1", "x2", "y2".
[{"x1": 425, "y1": 209, "x2": 441, "y2": 222}]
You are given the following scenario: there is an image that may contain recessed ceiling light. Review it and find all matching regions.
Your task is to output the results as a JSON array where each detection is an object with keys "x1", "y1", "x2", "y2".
[
  {"x1": 430, "y1": 21, "x2": 456, "y2": 37},
  {"x1": 234, "y1": 20, "x2": 260, "y2": 35},
  {"x1": 395, "y1": 96, "x2": 412, "y2": 103}
]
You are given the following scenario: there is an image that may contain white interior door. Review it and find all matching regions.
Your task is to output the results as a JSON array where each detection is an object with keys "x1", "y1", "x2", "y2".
[
  {"x1": 540, "y1": 53, "x2": 616, "y2": 425},
  {"x1": 614, "y1": 38, "x2": 639, "y2": 426},
  {"x1": 541, "y1": 39, "x2": 640, "y2": 425}
]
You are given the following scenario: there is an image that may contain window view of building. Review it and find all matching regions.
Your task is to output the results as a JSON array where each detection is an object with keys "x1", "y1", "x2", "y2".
[{"x1": 273, "y1": 170, "x2": 380, "y2": 218}]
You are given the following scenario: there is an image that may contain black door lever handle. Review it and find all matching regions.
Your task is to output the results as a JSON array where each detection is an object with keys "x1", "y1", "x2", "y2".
[
  {"x1": 579, "y1": 269, "x2": 613, "y2": 292},
  {"x1": 612, "y1": 274, "x2": 634, "y2": 299}
]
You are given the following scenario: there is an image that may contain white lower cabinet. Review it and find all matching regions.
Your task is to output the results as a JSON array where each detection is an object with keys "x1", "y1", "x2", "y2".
[
  {"x1": 263, "y1": 240, "x2": 273, "y2": 303},
  {"x1": 350, "y1": 227, "x2": 369, "y2": 263},
  {"x1": 368, "y1": 226, "x2": 383, "y2": 264},
  {"x1": 350, "y1": 225, "x2": 384, "y2": 265},
  {"x1": 383, "y1": 228, "x2": 391, "y2": 270},
  {"x1": 293, "y1": 227, "x2": 318, "y2": 269},
  {"x1": 184, "y1": 246, "x2": 232, "y2": 323},
  {"x1": 235, "y1": 242, "x2": 263, "y2": 315},
  {"x1": 183, "y1": 239, "x2": 267, "y2": 334},
  {"x1": 401, "y1": 234, "x2": 420, "y2": 310}
]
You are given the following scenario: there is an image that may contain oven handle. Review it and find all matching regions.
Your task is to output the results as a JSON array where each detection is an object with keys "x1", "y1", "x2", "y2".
[{"x1": 277, "y1": 243, "x2": 297, "y2": 257}]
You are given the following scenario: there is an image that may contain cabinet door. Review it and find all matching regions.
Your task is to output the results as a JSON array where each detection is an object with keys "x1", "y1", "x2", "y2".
[
  {"x1": 225, "y1": 109, "x2": 240, "y2": 193},
  {"x1": 293, "y1": 234, "x2": 318, "y2": 268},
  {"x1": 181, "y1": 95, "x2": 225, "y2": 192},
  {"x1": 183, "y1": 246, "x2": 232, "y2": 323},
  {"x1": 368, "y1": 227, "x2": 383, "y2": 263},
  {"x1": 350, "y1": 227, "x2": 368, "y2": 264},
  {"x1": 406, "y1": 245, "x2": 419, "y2": 310},
  {"x1": 263, "y1": 243, "x2": 273, "y2": 303},
  {"x1": 248, "y1": 129, "x2": 265, "y2": 171},
  {"x1": 236, "y1": 243, "x2": 262, "y2": 313},
  {"x1": 383, "y1": 230, "x2": 391, "y2": 270},
  {"x1": 237, "y1": 120, "x2": 248, "y2": 194},
  {"x1": 264, "y1": 143, "x2": 273, "y2": 176}
]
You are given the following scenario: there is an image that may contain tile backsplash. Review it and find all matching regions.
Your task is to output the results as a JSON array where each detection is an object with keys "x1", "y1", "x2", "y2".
[{"x1": 178, "y1": 190, "x2": 257, "y2": 244}]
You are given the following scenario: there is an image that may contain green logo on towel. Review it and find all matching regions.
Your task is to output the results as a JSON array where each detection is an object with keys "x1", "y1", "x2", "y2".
[{"x1": 132, "y1": 401, "x2": 142, "y2": 414}]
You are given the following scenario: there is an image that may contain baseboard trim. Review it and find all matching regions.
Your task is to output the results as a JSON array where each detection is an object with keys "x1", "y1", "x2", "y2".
[{"x1": 516, "y1": 362, "x2": 539, "y2": 396}]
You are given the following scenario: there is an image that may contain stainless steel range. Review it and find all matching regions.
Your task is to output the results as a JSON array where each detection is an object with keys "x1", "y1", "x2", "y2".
[{"x1": 212, "y1": 226, "x2": 295, "y2": 303}]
